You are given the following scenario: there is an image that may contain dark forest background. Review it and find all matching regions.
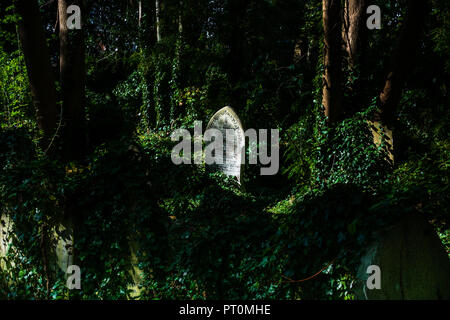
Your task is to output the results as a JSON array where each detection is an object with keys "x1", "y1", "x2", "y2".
[{"x1": 0, "y1": 0, "x2": 448, "y2": 299}]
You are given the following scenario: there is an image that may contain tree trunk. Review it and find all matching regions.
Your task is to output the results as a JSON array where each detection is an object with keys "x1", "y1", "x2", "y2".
[
  {"x1": 376, "y1": 0, "x2": 428, "y2": 161},
  {"x1": 322, "y1": 0, "x2": 342, "y2": 123},
  {"x1": 378, "y1": 0, "x2": 428, "y2": 128},
  {"x1": 138, "y1": 0, "x2": 142, "y2": 27},
  {"x1": 155, "y1": 0, "x2": 161, "y2": 42},
  {"x1": 342, "y1": 0, "x2": 367, "y2": 68},
  {"x1": 14, "y1": 0, "x2": 58, "y2": 153},
  {"x1": 58, "y1": 0, "x2": 86, "y2": 161},
  {"x1": 342, "y1": 0, "x2": 368, "y2": 117},
  {"x1": 178, "y1": 0, "x2": 183, "y2": 34}
]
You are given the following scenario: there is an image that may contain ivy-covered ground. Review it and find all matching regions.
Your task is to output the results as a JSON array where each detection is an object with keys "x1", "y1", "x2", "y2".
[{"x1": 0, "y1": 0, "x2": 449, "y2": 299}]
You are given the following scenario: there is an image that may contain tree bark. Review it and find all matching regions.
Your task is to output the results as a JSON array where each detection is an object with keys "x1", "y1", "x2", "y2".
[
  {"x1": 14, "y1": 0, "x2": 58, "y2": 152},
  {"x1": 378, "y1": 0, "x2": 428, "y2": 128},
  {"x1": 322, "y1": 0, "x2": 342, "y2": 123},
  {"x1": 342, "y1": 0, "x2": 367, "y2": 68},
  {"x1": 138, "y1": 0, "x2": 142, "y2": 27},
  {"x1": 375, "y1": 0, "x2": 428, "y2": 162},
  {"x1": 58, "y1": 0, "x2": 86, "y2": 161},
  {"x1": 155, "y1": 0, "x2": 161, "y2": 42},
  {"x1": 178, "y1": 0, "x2": 183, "y2": 35},
  {"x1": 342, "y1": 0, "x2": 368, "y2": 117}
]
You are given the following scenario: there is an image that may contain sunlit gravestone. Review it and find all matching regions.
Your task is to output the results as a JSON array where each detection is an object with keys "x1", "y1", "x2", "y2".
[{"x1": 205, "y1": 106, "x2": 245, "y2": 183}]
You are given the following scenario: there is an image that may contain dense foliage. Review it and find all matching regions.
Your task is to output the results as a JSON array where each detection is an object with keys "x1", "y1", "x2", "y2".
[{"x1": 0, "y1": 0, "x2": 448, "y2": 299}]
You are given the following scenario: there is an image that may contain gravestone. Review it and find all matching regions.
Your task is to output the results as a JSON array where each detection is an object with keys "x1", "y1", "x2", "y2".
[
  {"x1": 0, "y1": 213, "x2": 12, "y2": 264},
  {"x1": 54, "y1": 217, "x2": 73, "y2": 274},
  {"x1": 0, "y1": 212, "x2": 73, "y2": 279},
  {"x1": 205, "y1": 106, "x2": 245, "y2": 183},
  {"x1": 356, "y1": 212, "x2": 450, "y2": 299}
]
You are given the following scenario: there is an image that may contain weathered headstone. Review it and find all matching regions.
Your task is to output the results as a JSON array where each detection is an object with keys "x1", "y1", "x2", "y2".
[
  {"x1": 0, "y1": 212, "x2": 73, "y2": 288},
  {"x1": 0, "y1": 213, "x2": 12, "y2": 264},
  {"x1": 205, "y1": 106, "x2": 245, "y2": 183},
  {"x1": 128, "y1": 238, "x2": 144, "y2": 299},
  {"x1": 356, "y1": 212, "x2": 450, "y2": 299},
  {"x1": 54, "y1": 217, "x2": 73, "y2": 274}
]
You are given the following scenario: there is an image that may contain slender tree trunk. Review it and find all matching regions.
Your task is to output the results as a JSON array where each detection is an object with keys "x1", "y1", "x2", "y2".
[
  {"x1": 138, "y1": 0, "x2": 142, "y2": 27},
  {"x1": 14, "y1": 0, "x2": 58, "y2": 152},
  {"x1": 58, "y1": 0, "x2": 86, "y2": 161},
  {"x1": 322, "y1": 0, "x2": 342, "y2": 123},
  {"x1": 178, "y1": 0, "x2": 183, "y2": 34},
  {"x1": 156, "y1": 0, "x2": 161, "y2": 42}
]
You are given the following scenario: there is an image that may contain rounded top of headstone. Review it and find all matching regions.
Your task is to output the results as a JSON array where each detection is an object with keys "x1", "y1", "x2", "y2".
[{"x1": 206, "y1": 106, "x2": 244, "y2": 133}]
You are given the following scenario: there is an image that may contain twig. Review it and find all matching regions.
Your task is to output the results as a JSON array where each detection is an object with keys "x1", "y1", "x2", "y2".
[
  {"x1": 40, "y1": 0, "x2": 56, "y2": 9},
  {"x1": 280, "y1": 257, "x2": 337, "y2": 283},
  {"x1": 39, "y1": 222, "x2": 50, "y2": 298},
  {"x1": 53, "y1": 7, "x2": 59, "y2": 33},
  {"x1": 44, "y1": 105, "x2": 63, "y2": 155},
  {"x1": 95, "y1": 51, "x2": 117, "y2": 64}
]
